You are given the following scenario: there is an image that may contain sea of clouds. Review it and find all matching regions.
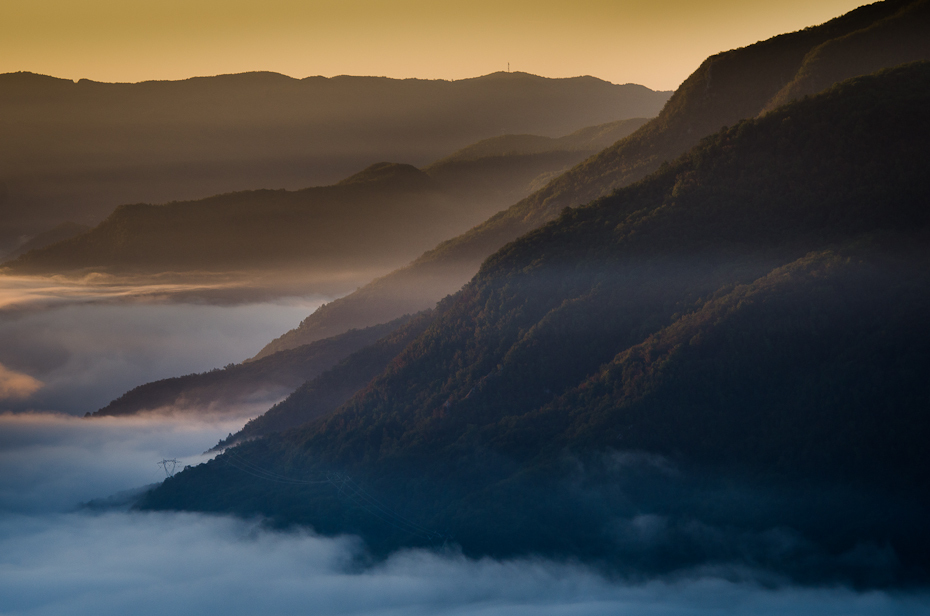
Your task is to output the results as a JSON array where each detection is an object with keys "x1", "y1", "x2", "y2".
[
  {"x1": 0, "y1": 277, "x2": 927, "y2": 615},
  {"x1": 0, "y1": 274, "x2": 325, "y2": 415},
  {"x1": 1, "y1": 411, "x2": 928, "y2": 615}
]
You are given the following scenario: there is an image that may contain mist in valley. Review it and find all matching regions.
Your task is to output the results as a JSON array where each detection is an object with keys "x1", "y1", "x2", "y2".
[
  {"x1": 1, "y1": 412, "x2": 925, "y2": 616},
  {"x1": 0, "y1": 276, "x2": 329, "y2": 416}
]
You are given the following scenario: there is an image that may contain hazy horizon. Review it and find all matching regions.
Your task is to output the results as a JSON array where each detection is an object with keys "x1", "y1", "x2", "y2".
[
  {"x1": 2, "y1": 68, "x2": 663, "y2": 88},
  {"x1": 1, "y1": 0, "x2": 865, "y2": 91}
]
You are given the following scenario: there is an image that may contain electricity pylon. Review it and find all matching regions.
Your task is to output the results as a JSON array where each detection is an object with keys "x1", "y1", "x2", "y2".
[{"x1": 157, "y1": 458, "x2": 182, "y2": 477}]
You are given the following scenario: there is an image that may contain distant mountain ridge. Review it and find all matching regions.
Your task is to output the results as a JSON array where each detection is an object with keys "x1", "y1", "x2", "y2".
[
  {"x1": 3, "y1": 119, "x2": 648, "y2": 277},
  {"x1": 253, "y1": 0, "x2": 929, "y2": 360},
  {"x1": 0, "y1": 70, "x2": 670, "y2": 251},
  {"x1": 428, "y1": 118, "x2": 650, "y2": 164},
  {"x1": 1, "y1": 221, "x2": 90, "y2": 261},
  {"x1": 4, "y1": 164, "x2": 454, "y2": 274}
]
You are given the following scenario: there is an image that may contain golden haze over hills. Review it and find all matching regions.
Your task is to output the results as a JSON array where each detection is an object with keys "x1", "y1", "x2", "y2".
[{"x1": 1, "y1": 0, "x2": 863, "y2": 90}]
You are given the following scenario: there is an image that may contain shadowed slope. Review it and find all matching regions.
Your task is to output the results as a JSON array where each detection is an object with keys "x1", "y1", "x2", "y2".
[{"x1": 763, "y1": 0, "x2": 930, "y2": 111}]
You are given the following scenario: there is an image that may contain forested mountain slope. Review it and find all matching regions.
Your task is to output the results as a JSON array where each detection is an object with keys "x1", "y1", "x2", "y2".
[
  {"x1": 763, "y1": 0, "x2": 930, "y2": 110},
  {"x1": 143, "y1": 64, "x2": 930, "y2": 585},
  {"x1": 255, "y1": 0, "x2": 928, "y2": 359}
]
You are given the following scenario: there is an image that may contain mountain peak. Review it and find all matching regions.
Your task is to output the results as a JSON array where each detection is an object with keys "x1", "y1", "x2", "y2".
[{"x1": 335, "y1": 162, "x2": 430, "y2": 187}]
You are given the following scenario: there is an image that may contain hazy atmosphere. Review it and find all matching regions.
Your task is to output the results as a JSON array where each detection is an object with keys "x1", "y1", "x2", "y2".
[
  {"x1": 2, "y1": 413, "x2": 926, "y2": 615},
  {"x1": 0, "y1": 277, "x2": 327, "y2": 415},
  {"x1": 0, "y1": 0, "x2": 864, "y2": 89},
  {"x1": 2, "y1": 0, "x2": 929, "y2": 614}
]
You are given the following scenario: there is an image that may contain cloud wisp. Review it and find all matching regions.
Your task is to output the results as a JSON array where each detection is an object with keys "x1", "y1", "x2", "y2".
[{"x1": 0, "y1": 363, "x2": 42, "y2": 401}]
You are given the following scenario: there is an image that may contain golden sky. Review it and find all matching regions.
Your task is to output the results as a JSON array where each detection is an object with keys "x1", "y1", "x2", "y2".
[{"x1": 1, "y1": 0, "x2": 865, "y2": 90}]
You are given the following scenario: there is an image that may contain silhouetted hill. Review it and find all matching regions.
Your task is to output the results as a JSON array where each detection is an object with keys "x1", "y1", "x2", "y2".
[
  {"x1": 142, "y1": 64, "x2": 930, "y2": 585},
  {"x1": 91, "y1": 315, "x2": 416, "y2": 417},
  {"x1": 5, "y1": 120, "x2": 656, "y2": 277},
  {"x1": 2, "y1": 221, "x2": 90, "y2": 261},
  {"x1": 3, "y1": 164, "x2": 459, "y2": 274},
  {"x1": 421, "y1": 118, "x2": 650, "y2": 222},
  {"x1": 428, "y1": 118, "x2": 649, "y2": 164},
  {"x1": 254, "y1": 0, "x2": 928, "y2": 359},
  {"x1": 0, "y1": 70, "x2": 670, "y2": 251}
]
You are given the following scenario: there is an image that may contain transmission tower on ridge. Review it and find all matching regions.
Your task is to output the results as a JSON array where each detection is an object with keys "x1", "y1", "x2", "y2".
[{"x1": 157, "y1": 458, "x2": 182, "y2": 478}]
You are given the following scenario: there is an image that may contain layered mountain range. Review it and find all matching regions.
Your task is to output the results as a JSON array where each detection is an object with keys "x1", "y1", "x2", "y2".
[
  {"x1": 138, "y1": 12, "x2": 930, "y2": 590},
  {"x1": 3, "y1": 118, "x2": 648, "y2": 275},
  {"x1": 0, "y1": 71, "x2": 669, "y2": 252}
]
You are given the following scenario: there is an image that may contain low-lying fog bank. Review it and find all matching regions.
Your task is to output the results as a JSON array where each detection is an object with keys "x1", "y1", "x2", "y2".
[
  {"x1": 0, "y1": 412, "x2": 237, "y2": 512},
  {"x1": 1, "y1": 412, "x2": 927, "y2": 616},
  {"x1": 0, "y1": 274, "x2": 331, "y2": 415},
  {"x1": 3, "y1": 510, "x2": 925, "y2": 616}
]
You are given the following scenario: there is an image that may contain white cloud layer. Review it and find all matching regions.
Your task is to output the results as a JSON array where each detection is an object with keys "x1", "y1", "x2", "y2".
[
  {"x1": 0, "y1": 363, "x2": 42, "y2": 400},
  {"x1": 0, "y1": 412, "x2": 238, "y2": 513},
  {"x1": 0, "y1": 276, "x2": 326, "y2": 414},
  {"x1": 0, "y1": 510, "x2": 926, "y2": 616},
  {"x1": 1, "y1": 412, "x2": 928, "y2": 616}
]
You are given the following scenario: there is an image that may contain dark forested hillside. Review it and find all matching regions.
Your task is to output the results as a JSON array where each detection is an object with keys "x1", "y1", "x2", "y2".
[
  {"x1": 142, "y1": 64, "x2": 930, "y2": 585},
  {"x1": 0, "y1": 70, "x2": 670, "y2": 252},
  {"x1": 255, "y1": 0, "x2": 930, "y2": 359}
]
